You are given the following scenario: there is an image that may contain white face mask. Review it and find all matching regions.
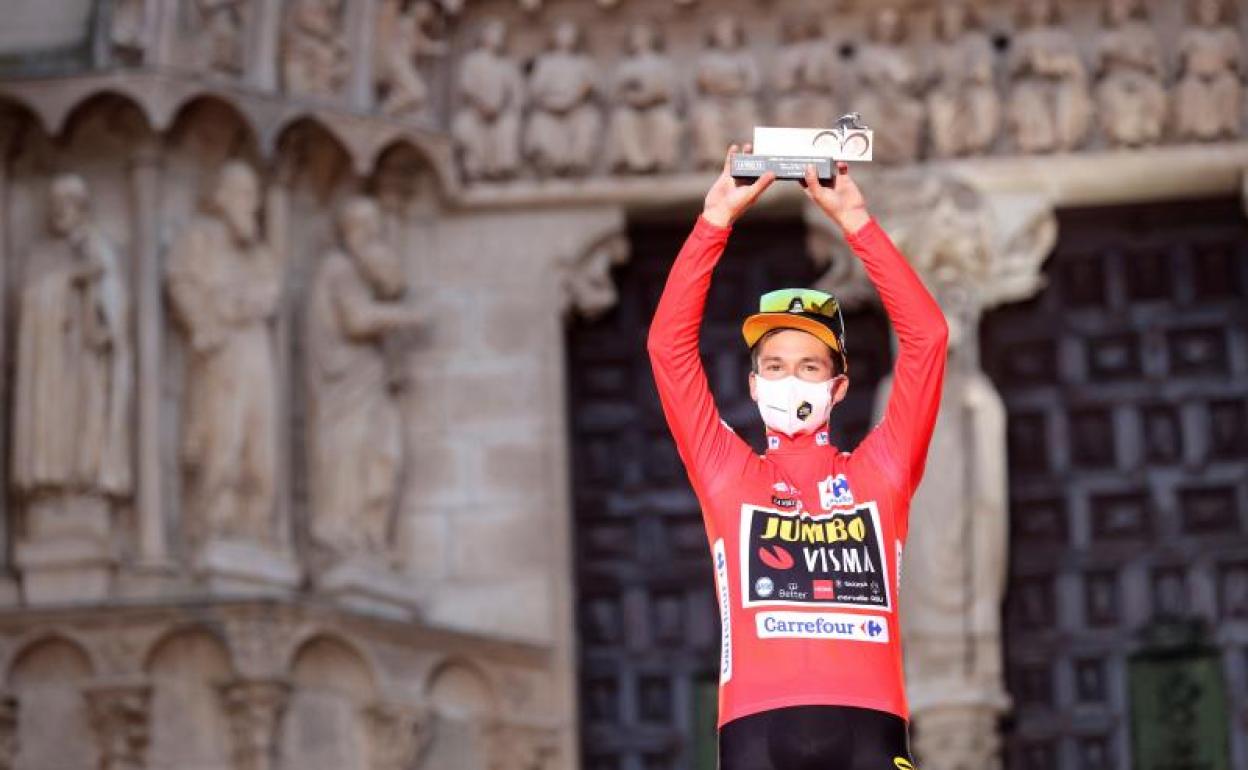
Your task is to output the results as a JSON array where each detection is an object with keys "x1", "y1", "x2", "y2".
[{"x1": 754, "y1": 375, "x2": 835, "y2": 437}]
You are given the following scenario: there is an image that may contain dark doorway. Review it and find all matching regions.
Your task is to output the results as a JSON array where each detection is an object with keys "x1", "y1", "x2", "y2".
[
  {"x1": 983, "y1": 199, "x2": 1248, "y2": 769},
  {"x1": 567, "y1": 217, "x2": 891, "y2": 769}
]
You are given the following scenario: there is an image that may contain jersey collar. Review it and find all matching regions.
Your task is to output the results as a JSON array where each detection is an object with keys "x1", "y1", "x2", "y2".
[{"x1": 765, "y1": 428, "x2": 833, "y2": 455}]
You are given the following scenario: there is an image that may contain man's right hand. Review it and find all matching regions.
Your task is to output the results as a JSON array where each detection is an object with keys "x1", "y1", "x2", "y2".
[{"x1": 702, "y1": 144, "x2": 775, "y2": 228}]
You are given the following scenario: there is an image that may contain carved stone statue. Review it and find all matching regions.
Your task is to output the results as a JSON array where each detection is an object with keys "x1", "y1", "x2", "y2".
[
  {"x1": 166, "y1": 161, "x2": 283, "y2": 546},
  {"x1": 1006, "y1": 0, "x2": 1093, "y2": 153},
  {"x1": 854, "y1": 7, "x2": 925, "y2": 163},
  {"x1": 12, "y1": 174, "x2": 133, "y2": 504},
  {"x1": 195, "y1": 0, "x2": 246, "y2": 75},
  {"x1": 927, "y1": 3, "x2": 1001, "y2": 158},
  {"x1": 376, "y1": 0, "x2": 448, "y2": 118},
  {"x1": 1174, "y1": 0, "x2": 1243, "y2": 142},
  {"x1": 772, "y1": 16, "x2": 837, "y2": 130},
  {"x1": 1094, "y1": 0, "x2": 1167, "y2": 147},
  {"x1": 307, "y1": 197, "x2": 428, "y2": 559},
  {"x1": 880, "y1": 193, "x2": 1010, "y2": 770},
  {"x1": 110, "y1": 0, "x2": 152, "y2": 63},
  {"x1": 282, "y1": 0, "x2": 348, "y2": 99},
  {"x1": 452, "y1": 18, "x2": 525, "y2": 180},
  {"x1": 605, "y1": 23, "x2": 681, "y2": 174},
  {"x1": 690, "y1": 17, "x2": 761, "y2": 169},
  {"x1": 524, "y1": 21, "x2": 601, "y2": 176}
]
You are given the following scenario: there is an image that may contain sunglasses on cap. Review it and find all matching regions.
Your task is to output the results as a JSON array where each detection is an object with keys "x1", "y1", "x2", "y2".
[{"x1": 743, "y1": 288, "x2": 848, "y2": 363}]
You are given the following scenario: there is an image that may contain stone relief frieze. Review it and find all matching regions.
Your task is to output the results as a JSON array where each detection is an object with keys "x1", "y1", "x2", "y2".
[
  {"x1": 219, "y1": 678, "x2": 290, "y2": 770},
  {"x1": 690, "y1": 16, "x2": 761, "y2": 170},
  {"x1": 190, "y1": 0, "x2": 249, "y2": 76},
  {"x1": 1006, "y1": 0, "x2": 1094, "y2": 153},
  {"x1": 85, "y1": 682, "x2": 152, "y2": 770},
  {"x1": 771, "y1": 16, "x2": 838, "y2": 132},
  {"x1": 376, "y1": 0, "x2": 449, "y2": 120},
  {"x1": 452, "y1": 18, "x2": 525, "y2": 180},
  {"x1": 927, "y1": 3, "x2": 1001, "y2": 158},
  {"x1": 523, "y1": 21, "x2": 602, "y2": 177},
  {"x1": 364, "y1": 701, "x2": 434, "y2": 770},
  {"x1": 7, "y1": 0, "x2": 1248, "y2": 189},
  {"x1": 605, "y1": 23, "x2": 682, "y2": 174},
  {"x1": 485, "y1": 721, "x2": 561, "y2": 770},
  {"x1": 1094, "y1": 0, "x2": 1167, "y2": 147},
  {"x1": 854, "y1": 7, "x2": 925, "y2": 164},
  {"x1": 282, "y1": 0, "x2": 349, "y2": 99},
  {"x1": 1175, "y1": 0, "x2": 1243, "y2": 142}
]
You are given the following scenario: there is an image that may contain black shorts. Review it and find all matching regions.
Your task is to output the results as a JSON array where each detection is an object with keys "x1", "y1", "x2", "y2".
[{"x1": 718, "y1": 705, "x2": 915, "y2": 770}]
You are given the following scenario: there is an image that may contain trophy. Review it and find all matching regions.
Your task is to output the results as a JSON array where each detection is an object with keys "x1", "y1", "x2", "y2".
[{"x1": 731, "y1": 113, "x2": 874, "y2": 181}]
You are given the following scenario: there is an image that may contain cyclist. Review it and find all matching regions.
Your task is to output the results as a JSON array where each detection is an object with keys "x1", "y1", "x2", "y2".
[{"x1": 648, "y1": 146, "x2": 948, "y2": 769}]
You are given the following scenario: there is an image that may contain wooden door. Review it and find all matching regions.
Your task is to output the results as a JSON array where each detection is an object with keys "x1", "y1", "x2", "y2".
[{"x1": 982, "y1": 199, "x2": 1248, "y2": 770}]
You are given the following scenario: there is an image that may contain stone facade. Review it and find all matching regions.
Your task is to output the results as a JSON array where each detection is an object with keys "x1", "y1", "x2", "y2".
[{"x1": 0, "y1": 1, "x2": 1246, "y2": 769}]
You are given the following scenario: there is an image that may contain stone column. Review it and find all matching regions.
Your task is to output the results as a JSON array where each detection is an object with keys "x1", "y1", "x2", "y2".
[
  {"x1": 150, "y1": 0, "x2": 178, "y2": 68},
  {"x1": 346, "y1": 0, "x2": 378, "y2": 111},
  {"x1": 265, "y1": 170, "x2": 294, "y2": 555},
  {"x1": 219, "y1": 679, "x2": 290, "y2": 770},
  {"x1": 128, "y1": 139, "x2": 167, "y2": 566},
  {"x1": 0, "y1": 116, "x2": 17, "y2": 575},
  {"x1": 85, "y1": 682, "x2": 152, "y2": 770},
  {"x1": 0, "y1": 693, "x2": 17, "y2": 770},
  {"x1": 806, "y1": 176, "x2": 1057, "y2": 770},
  {"x1": 249, "y1": 0, "x2": 283, "y2": 92}
]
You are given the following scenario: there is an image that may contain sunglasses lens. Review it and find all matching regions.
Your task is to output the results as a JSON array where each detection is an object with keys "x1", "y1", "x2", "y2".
[{"x1": 759, "y1": 289, "x2": 837, "y2": 318}]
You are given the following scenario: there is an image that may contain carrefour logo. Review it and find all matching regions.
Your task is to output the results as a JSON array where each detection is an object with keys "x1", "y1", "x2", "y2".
[{"x1": 755, "y1": 611, "x2": 889, "y2": 643}]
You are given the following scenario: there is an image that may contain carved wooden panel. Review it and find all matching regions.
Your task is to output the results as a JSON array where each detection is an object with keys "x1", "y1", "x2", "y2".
[
  {"x1": 983, "y1": 199, "x2": 1248, "y2": 770},
  {"x1": 568, "y1": 219, "x2": 890, "y2": 769}
]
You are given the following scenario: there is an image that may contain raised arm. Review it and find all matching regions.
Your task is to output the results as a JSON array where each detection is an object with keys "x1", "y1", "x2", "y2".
[
  {"x1": 648, "y1": 146, "x2": 774, "y2": 494},
  {"x1": 802, "y1": 163, "x2": 949, "y2": 496}
]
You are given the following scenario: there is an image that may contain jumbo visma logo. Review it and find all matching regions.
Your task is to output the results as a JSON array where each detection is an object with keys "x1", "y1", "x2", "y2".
[
  {"x1": 742, "y1": 502, "x2": 891, "y2": 611},
  {"x1": 759, "y1": 512, "x2": 868, "y2": 544}
]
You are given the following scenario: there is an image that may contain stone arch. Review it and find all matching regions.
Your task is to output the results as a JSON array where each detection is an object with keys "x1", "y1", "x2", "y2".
[
  {"x1": 166, "y1": 94, "x2": 262, "y2": 171},
  {"x1": 272, "y1": 116, "x2": 355, "y2": 202},
  {"x1": 368, "y1": 138, "x2": 448, "y2": 214},
  {"x1": 0, "y1": 97, "x2": 51, "y2": 147},
  {"x1": 144, "y1": 626, "x2": 235, "y2": 770},
  {"x1": 278, "y1": 633, "x2": 378, "y2": 770},
  {"x1": 6, "y1": 634, "x2": 97, "y2": 770},
  {"x1": 57, "y1": 90, "x2": 154, "y2": 147},
  {"x1": 422, "y1": 657, "x2": 499, "y2": 770},
  {"x1": 425, "y1": 657, "x2": 497, "y2": 719}
]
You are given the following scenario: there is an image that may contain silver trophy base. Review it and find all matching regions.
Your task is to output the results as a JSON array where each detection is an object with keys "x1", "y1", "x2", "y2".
[{"x1": 730, "y1": 155, "x2": 834, "y2": 180}]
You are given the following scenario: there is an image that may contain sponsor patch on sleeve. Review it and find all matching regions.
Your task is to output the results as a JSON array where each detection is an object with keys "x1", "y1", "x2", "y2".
[{"x1": 713, "y1": 539, "x2": 732, "y2": 683}]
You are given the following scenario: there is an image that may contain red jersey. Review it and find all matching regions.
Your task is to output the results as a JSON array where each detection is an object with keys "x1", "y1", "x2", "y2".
[{"x1": 647, "y1": 215, "x2": 948, "y2": 726}]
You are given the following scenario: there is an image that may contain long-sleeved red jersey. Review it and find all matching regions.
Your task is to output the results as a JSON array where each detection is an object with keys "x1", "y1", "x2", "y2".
[{"x1": 647, "y1": 215, "x2": 948, "y2": 726}]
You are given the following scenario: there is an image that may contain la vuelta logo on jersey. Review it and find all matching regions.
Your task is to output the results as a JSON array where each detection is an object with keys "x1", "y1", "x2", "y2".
[{"x1": 739, "y1": 502, "x2": 891, "y2": 611}]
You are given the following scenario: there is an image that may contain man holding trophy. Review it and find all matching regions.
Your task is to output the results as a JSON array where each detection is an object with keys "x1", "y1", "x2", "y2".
[{"x1": 648, "y1": 119, "x2": 947, "y2": 769}]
